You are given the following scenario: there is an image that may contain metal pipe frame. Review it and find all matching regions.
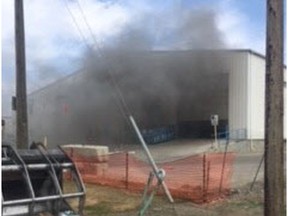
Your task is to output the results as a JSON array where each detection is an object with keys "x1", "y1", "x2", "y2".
[
  {"x1": 58, "y1": 145, "x2": 86, "y2": 215},
  {"x1": 35, "y1": 144, "x2": 65, "y2": 214},
  {"x1": 2, "y1": 145, "x2": 36, "y2": 213},
  {"x1": 3, "y1": 192, "x2": 85, "y2": 206},
  {"x1": 129, "y1": 115, "x2": 174, "y2": 203},
  {"x1": 2, "y1": 163, "x2": 73, "y2": 171},
  {"x1": 2, "y1": 144, "x2": 86, "y2": 215}
]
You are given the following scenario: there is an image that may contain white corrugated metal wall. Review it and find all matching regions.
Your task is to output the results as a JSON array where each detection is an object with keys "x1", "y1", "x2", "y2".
[
  {"x1": 247, "y1": 52, "x2": 266, "y2": 139},
  {"x1": 228, "y1": 51, "x2": 249, "y2": 139},
  {"x1": 284, "y1": 69, "x2": 287, "y2": 139},
  {"x1": 229, "y1": 50, "x2": 286, "y2": 140}
]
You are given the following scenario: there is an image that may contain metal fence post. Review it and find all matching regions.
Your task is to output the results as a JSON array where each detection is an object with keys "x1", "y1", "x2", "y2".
[
  {"x1": 206, "y1": 161, "x2": 210, "y2": 198},
  {"x1": 202, "y1": 154, "x2": 206, "y2": 203},
  {"x1": 219, "y1": 137, "x2": 229, "y2": 195},
  {"x1": 125, "y1": 152, "x2": 129, "y2": 189}
]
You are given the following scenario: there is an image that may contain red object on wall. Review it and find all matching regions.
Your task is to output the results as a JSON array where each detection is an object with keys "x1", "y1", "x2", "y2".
[{"x1": 63, "y1": 103, "x2": 69, "y2": 114}]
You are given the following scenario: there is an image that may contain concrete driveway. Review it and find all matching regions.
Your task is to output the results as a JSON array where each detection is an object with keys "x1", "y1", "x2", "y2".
[{"x1": 132, "y1": 139, "x2": 264, "y2": 188}]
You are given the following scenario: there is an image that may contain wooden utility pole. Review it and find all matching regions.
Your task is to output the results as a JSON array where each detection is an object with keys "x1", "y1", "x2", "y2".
[
  {"x1": 15, "y1": 0, "x2": 28, "y2": 149},
  {"x1": 264, "y1": 0, "x2": 284, "y2": 215}
]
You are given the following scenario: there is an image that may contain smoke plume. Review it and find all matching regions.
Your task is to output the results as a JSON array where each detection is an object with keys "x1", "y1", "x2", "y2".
[{"x1": 28, "y1": 6, "x2": 229, "y2": 148}]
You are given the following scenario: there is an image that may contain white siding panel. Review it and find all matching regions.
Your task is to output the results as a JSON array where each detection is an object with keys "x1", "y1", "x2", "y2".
[
  {"x1": 228, "y1": 52, "x2": 248, "y2": 139},
  {"x1": 248, "y1": 53, "x2": 265, "y2": 139},
  {"x1": 284, "y1": 68, "x2": 286, "y2": 139}
]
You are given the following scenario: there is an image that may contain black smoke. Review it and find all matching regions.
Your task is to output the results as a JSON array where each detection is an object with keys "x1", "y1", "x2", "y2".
[{"x1": 28, "y1": 6, "x2": 229, "y2": 148}]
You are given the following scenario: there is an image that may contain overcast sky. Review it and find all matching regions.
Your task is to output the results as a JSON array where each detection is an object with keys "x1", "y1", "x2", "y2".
[{"x1": 1, "y1": 0, "x2": 267, "y2": 116}]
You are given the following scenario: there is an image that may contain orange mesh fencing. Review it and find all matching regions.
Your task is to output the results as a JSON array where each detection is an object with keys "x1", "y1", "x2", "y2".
[{"x1": 66, "y1": 150, "x2": 235, "y2": 203}]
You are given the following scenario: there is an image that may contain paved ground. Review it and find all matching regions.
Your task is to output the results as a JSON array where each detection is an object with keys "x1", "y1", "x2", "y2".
[
  {"x1": 129, "y1": 139, "x2": 264, "y2": 189},
  {"x1": 134, "y1": 139, "x2": 213, "y2": 162},
  {"x1": 232, "y1": 153, "x2": 263, "y2": 188}
]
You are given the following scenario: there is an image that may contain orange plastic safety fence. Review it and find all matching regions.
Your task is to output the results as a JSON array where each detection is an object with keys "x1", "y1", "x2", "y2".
[{"x1": 66, "y1": 151, "x2": 235, "y2": 203}]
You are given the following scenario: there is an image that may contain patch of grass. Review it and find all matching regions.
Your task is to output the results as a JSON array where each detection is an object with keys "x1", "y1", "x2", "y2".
[
  {"x1": 85, "y1": 202, "x2": 111, "y2": 216},
  {"x1": 84, "y1": 184, "x2": 141, "y2": 214},
  {"x1": 81, "y1": 183, "x2": 265, "y2": 216},
  {"x1": 228, "y1": 200, "x2": 262, "y2": 209}
]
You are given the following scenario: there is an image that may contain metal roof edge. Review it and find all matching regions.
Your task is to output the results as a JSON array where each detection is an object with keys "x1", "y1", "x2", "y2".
[{"x1": 28, "y1": 49, "x2": 285, "y2": 96}]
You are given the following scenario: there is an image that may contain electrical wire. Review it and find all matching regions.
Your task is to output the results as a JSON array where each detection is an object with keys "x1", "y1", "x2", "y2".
[
  {"x1": 73, "y1": 0, "x2": 133, "y2": 117},
  {"x1": 62, "y1": 0, "x2": 90, "y2": 50},
  {"x1": 74, "y1": 0, "x2": 100, "y2": 48},
  {"x1": 62, "y1": 0, "x2": 131, "y2": 124},
  {"x1": 65, "y1": 1, "x2": 178, "y2": 210}
]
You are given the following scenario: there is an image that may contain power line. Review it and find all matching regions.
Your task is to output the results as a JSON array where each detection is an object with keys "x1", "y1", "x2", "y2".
[
  {"x1": 74, "y1": 0, "x2": 133, "y2": 117},
  {"x1": 66, "y1": 1, "x2": 175, "y2": 203},
  {"x1": 62, "y1": 0, "x2": 132, "y2": 125},
  {"x1": 74, "y1": 0, "x2": 100, "y2": 48},
  {"x1": 62, "y1": 0, "x2": 90, "y2": 50}
]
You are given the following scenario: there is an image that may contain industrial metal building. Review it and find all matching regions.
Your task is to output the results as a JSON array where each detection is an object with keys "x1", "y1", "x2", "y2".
[{"x1": 27, "y1": 49, "x2": 286, "y2": 148}]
